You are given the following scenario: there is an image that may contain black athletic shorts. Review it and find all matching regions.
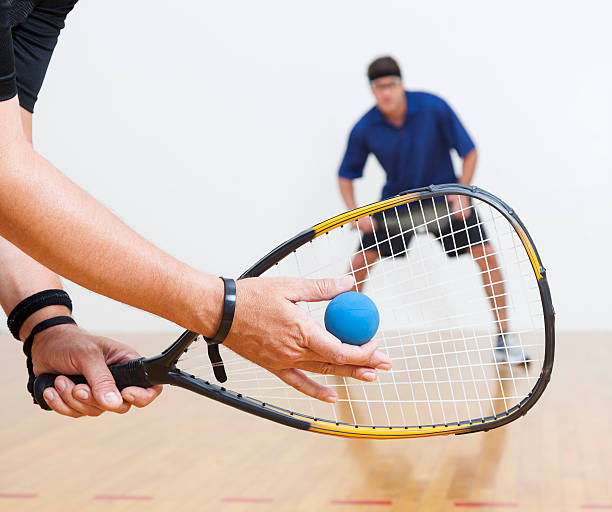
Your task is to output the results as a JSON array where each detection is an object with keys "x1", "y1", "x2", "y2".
[
  {"x1": 359, "y1": 200, "x2": 488, "y2": 258},
  {"x1": 1, "y1": 0, "x2": 78, "y2": 112}
]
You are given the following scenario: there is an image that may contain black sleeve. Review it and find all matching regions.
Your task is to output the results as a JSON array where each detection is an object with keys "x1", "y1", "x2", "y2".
[
  {"x1": 0, "y1": 0, "x2": 18, "y2": 102},
  {"x1": 12, "y1": 0, "x2": 78, "y2": 112}
]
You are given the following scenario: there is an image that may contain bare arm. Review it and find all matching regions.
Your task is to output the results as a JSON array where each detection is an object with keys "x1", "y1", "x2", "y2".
[
  {"x1": 458, "y1": 148, "x2": 478, "y2": 185},
  {"x1": 0, "y1": 237, "x2": 66, "y2": 336},
  {"x1": 0, "y1": 107, "x2": 162, "y2": 417},
  {"x1": 449, "y1": 148, "x2": 478, "y2": 217},
  {"x1": 337, "y1": 124, "x2": 368, "y2": 213},
  {"x1": 0, "y1": 96, "x2": 223, "y2": 337},
  {"x1": 338, "y1": 177, "x2": 357, "y2": 211},
  {"x1": 1, "y1": 107, "x2": 72, "y2": 334},
  {"x1": 338, "y1": 176, "x2": 376, "y2": 233},
  {"x1": 0, "y1": 96, "x2": 391, "y2": 412}
]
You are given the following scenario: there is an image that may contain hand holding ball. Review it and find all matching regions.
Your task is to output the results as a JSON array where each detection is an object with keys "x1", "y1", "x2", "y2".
[{"x1": 324, "y1": 292, "x2": 380, "y2": 346}]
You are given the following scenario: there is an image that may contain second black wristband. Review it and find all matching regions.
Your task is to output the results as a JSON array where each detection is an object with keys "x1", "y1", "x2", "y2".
[{"x1": 23, "y1": 316, "x2": 77, "y2": 359}]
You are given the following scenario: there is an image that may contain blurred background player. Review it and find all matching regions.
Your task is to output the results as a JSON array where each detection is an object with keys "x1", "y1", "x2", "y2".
[{"x1": 337, "y1": 56, "x2": 528, "y2": 365}]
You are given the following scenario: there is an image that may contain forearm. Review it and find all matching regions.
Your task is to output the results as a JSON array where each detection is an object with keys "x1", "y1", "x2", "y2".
[
  {"x1": 338, "y1": 177, "x2": 357, "y2": 210},
  {"x1": 0, "y1": 103, "x2": 222, "y2": 337},
  {"x1": 0, "y1": 105, "x2": 72, "y2": 340},
  {"x1": 0, "y1": 237, "x2": 61, "y2": 309},
  {"x1": 458, "y1": 148, "x2": 477, "y2": 185},
  {"x1": 0, "y1": 236, "x2": 72, "y2": 340}
]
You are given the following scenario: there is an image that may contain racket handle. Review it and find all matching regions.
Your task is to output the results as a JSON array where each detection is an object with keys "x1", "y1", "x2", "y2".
[{"x1": 33, "y1": 358, "x2": 150, "y2": 411}]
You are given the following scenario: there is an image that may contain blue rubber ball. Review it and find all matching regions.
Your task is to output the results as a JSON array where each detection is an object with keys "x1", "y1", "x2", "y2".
[{"x1": 324, "y1": 291, "x2": 380, "y2": 345}]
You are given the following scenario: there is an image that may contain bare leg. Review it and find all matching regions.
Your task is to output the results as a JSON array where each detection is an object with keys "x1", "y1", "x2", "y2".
[
  {"x1": 471, "y1": 242, "x2": 509, "y2": 334},
  {"x1": 349, "y1": 250, "x2": 379, "y2": 292}
]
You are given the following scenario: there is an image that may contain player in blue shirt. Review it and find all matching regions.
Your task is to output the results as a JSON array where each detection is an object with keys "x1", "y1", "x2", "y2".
[{"x1": 338, "y1": 56, "x2": 528, "y2": 365}]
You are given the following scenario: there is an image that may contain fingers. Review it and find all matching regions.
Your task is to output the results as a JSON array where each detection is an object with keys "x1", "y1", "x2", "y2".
[
  {"x1": 295, "y1": 361, "x2": 378, "y2": 382},
  {"x1": 272, "y1": 368, "x2": 338, "y2": 403},
  {"x1": 46, "y1": 381, "x2": 162, "y2": 416},
  {"x1": 83, "y1": 349, "x2": 161, "y2": 409},
  {"x1": 29, "y1": 327, "x2": 154, "y2": 417},
  {"x1": 79, "y1": 355, "x2": 125, "y2": 412},
  {"x1": 71, "y1": 382, "x2": 131, "y2": 414},
  {"x1": 285, "y1": 275, "x2": 354, "y2": 303},
  {"x1": 42, "y1": 378, "x2": 108, "y2": 418},
  {"x1": 100, "y1": 344, "x2": 162, "y2": 408},
  {"x1": 121, "y1": 385, "x2": 163, "y2": 408},
  {"x1": 52, "y1": 377, "x2": 108, "y2": 416},
  {"x1": 304, "y1": 327, "x2": 392, "y2": 370},
  {"x1": 43, "y1": 387, "x2": 85, "y2": 418}
]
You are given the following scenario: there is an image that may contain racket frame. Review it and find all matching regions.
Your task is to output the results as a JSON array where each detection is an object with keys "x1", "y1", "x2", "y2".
[
  {"x1": 34, "y1": 184, "x2": 555, "y2": 439},
  {"x1": 169, "y1": 184, "x2": 555, "y2": 438}
]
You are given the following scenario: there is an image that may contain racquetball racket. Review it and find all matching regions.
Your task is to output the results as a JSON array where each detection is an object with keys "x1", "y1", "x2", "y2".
[{"x1": 33, "y1": 184, "x2": 554, "y2": 439}]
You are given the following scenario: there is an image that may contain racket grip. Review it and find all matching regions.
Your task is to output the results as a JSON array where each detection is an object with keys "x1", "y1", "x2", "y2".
[{"x1": 33, "y1": 358, "x2": 150, "y2": 411}]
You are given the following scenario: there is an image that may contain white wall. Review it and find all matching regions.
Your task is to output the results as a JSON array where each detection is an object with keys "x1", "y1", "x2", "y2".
[{"x1": 5, "y1": 0, "x2": 610, "y2": 332}]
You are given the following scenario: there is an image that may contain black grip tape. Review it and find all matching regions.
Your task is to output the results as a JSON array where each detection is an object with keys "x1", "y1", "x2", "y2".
[{"x1": 33, "y1": 358, "x2": 149, "y2": 410}]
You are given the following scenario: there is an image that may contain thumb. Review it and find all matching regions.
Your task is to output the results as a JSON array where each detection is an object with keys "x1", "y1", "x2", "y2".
[
  {"x1": 81, "y1": 356, "x2": 123, "y2": 411},
  {"x1": 287, "y1": 275, "x2": 354, "y2": 302}
]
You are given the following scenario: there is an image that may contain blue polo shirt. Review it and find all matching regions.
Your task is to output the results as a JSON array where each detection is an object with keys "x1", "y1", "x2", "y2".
[{"x1": 338, "y1": 91, "x2": 475, "y2": 199}]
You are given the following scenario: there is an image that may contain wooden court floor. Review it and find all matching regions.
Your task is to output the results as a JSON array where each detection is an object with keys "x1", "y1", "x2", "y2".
[{"x1": 1, "y1": 332, "x2": 610, "y2": 512}]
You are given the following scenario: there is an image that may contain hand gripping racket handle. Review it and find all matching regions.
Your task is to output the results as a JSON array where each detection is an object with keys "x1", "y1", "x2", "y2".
[{"x1": 33, "y1": 358, "x2": 150, "y2": 410}]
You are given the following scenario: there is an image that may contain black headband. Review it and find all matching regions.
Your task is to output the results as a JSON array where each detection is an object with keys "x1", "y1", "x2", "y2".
[{"x1": 369, "y1": 70, "x2": 402, "y2": 82}]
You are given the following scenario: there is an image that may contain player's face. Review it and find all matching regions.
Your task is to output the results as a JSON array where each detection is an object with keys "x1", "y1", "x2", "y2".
[{"x1": 370, "y1": 76, "x2": 404, "y2": 114}]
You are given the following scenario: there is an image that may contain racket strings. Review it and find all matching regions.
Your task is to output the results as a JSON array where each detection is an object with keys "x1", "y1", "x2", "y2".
[
  {"x1": 181, "y1": 196, "x2": 544, "y2": 428},
  {"x1": 292, "y1": 216, "x2": 535, "y2": 328},
  {"x1": 285, "y1": 253, "x2": 534, "y2": 325}
]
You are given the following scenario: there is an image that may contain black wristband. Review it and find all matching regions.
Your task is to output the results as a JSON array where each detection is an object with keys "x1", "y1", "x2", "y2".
[
  {"x1": 23, "y1": 316, "x2": 77, "y2": 399},
  {"x1": 206, "y1": 277, "x2": 237, "y2": 344},
  {"x1": 204, "y1": 277, "x2": 236, "y2": 384},
  {"x1": 7, "y1": 290, "x2": 72, "y2": 341},
  {"x1": 23, "y1": 316, "x2": 76, "y2": 358}
]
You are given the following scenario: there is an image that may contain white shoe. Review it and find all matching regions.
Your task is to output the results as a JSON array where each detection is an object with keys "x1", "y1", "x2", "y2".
[{"x1": 494, "y1": 333, "x2": 530, "y2": 366}]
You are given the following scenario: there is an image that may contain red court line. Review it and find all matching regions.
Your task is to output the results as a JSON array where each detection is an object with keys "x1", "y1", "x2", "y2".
[
  {"x1": 331, "y1": 499, "x2": 393, "y2": 506},
  {"x1": 93, "y1": 495, "x2": 153, "y2": 501},
  {"x1": 0, "y1": 493, "x2": 37, "y2": 499},
  {"x1": 222, "y1": 497, "x2": 274, "y2": 503},
  {"x1": 455, "y1": 503, "x2": 517, "y2": 508},
  {"x1": 581, "y1": 506, "x2": 612, "y2": 510}
]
